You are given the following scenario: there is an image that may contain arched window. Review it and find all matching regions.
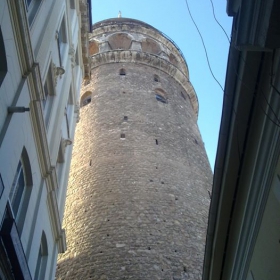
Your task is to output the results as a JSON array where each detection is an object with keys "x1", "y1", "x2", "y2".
[
  {"x1": 25, "y1": 0, "x2": 44, "y2": 26},
  {"x1": 155, "y1": 88, "x2": 168, "y2": 104},
  {"x1": 82, "y1": 96, "x2": 91, "y2": 106},
  {"x1": 119, "y1": 68, "x2": 126, "y2": 76},
  {"x1": 9, "y1": 147, "x2": 33, "y2": 234},
  {"x1": 0, "y1": 26, "x2": 7, "y2": 87},
  {"x1": 34, "y1": 231, "x2": 48, "y2": 279},
  {"x1": 80, "y1": 91, "x2": 92, "y2": 107}
]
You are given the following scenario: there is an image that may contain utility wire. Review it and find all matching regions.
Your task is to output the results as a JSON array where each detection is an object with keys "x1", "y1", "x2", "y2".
[
  {"x1": 209, "y1": 0, "x2": 230, "y2": 43},
  {"x1": 184, "y1": 0, "x2": 224, "y2": 92},
  {"x1": 205, "y1": 0, "x2": 280, "y2": 164},
  {"x1": 185, "y1": 0, "x2": 280, "y2": 165}
]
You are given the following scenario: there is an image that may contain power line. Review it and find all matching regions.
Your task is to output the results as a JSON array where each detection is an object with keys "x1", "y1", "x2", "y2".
[
  {"x1": 209, "y1": 0, "x2": 231, "y2": 43},
  {"x1": 184, "y1": 0, "x2": 224, "y2": 92}
]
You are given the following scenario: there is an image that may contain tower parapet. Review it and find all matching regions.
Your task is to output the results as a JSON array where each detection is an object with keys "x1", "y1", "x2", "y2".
[
  {"x1": 56, "y1": 18, "x2": 211, "y2": 280},
  {"x1": 88, "y1": 18, "x2": 198, "y2": 116}
]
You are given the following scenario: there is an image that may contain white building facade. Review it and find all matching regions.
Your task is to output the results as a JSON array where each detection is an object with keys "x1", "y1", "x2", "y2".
[{"x1": 0, "y1": 0, "x2": 91, "y2": 279}]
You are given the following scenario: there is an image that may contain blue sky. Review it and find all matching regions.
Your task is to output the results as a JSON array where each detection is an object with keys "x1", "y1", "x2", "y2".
[{"x1": 91, "y1": 0, "x2": 232, "y2": 169}]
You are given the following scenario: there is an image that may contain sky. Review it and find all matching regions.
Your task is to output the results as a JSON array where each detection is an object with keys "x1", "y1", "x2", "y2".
[{"x1": 91, "y1": 0, "x2": 233, "y2": 170}]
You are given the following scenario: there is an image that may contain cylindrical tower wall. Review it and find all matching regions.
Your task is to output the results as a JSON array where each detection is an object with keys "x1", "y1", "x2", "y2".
[{"x1": 56, "y1": 18, "x2": 212, "y2": 280}]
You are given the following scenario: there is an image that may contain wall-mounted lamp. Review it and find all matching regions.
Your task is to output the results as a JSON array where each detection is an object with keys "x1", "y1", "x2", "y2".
[
  {"x1": 56, "y1": 66, "x2": 65, "y2": 76},
  {"x1": 64, "y1": 139, "x2": 72, "y2": 146},
  {"x1": 8, "y1": 107, "x2": 30, "y2": 114}
]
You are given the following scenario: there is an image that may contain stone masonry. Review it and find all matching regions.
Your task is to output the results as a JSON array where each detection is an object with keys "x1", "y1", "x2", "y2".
[{"x1": 56, "y1": 18, "x2": 212, "y2": 280}]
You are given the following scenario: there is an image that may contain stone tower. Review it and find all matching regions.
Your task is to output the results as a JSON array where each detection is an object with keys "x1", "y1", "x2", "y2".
[{"x1": 56, "y1": 18, "x2": 212, "y2": 280}]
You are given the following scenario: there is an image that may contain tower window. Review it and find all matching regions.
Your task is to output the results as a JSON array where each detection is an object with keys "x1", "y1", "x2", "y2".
[
  {"x1": 155, "y1": 94, "x2": 167, "y2": 104},
  {"x1": 80, "y1": 91, "x2": 92, "y2": 107},
  {"x1": 120, "y1": 133, "x2": 125, "y2": 139},
  {"x1": 119, "y1": 68, "x2": 126, "y2": 76},
  {"x1": 154, "y1": 74, "x2": 160, "y2": 82},
  {"x1": 181, "y1": 92, "x2": 186, "y2": 100},
  {"x1": 155, "y1": 88, "x2": 167, "y2": 104},
  {"x1": 124, "y1": 116, "x2": 128, "y2": 121},
  {"x1": 155, "y1": 139, "x2": 158, "y2": 145},
  {"x1": 82, "y1": 97, "x2": 91, "y2": 107}
]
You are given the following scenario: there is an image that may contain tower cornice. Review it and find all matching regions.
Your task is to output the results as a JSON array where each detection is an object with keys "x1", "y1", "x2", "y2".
[{"x1": 91, "y1": 19, "x2": 188, "y2": 72}]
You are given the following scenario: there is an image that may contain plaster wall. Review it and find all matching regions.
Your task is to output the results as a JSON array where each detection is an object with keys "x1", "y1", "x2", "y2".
[{"x1": 0, "y1": 0, "x2": 85, "y2": 278}]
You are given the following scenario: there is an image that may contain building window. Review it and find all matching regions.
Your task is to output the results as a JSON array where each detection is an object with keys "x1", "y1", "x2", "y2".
[
  {"x1": 43, "y1": 64, "x2": 55, "y2": 128},
  {"x1": 57, "y1": 16, "x2": 67, "y2": 66},
  {"x1": 181, "y1": 92, "x2": 186, "y2": 100},
  {"x1": 9, "y1": 162, "x2": 25, "y2": 217},
  {"x1": 34, "y1": 231, "x2": 48, "y2": 280},
  {"x1": 0, "y1": 27, "x2": 7, "y2": 87},
  {"x1": 25, "y1": 0, "x2": 43, "y2": 26},
  {"x1": 124, "y1": 116, "x2": 128, "y2": 121},
  {"x1": 65, "y1": 102, "x2": 70, "y2": 139},
  {"x1": 119, "y1": 68, "x2": 126, "y2": 76},
  {"x1": 0, "y1": 174, "x2": 4, "y2": 199},
  {"x1": 70, "y1": 0, "x2": 75, "y2": 9},
  {"x1": 8, "y1": 147, "x2": 33, "y2": 235},
  {"x1": 75, "y1": 46, "x2": 79, "y2": 66},
  {"x1": 120, "y1": 133, "x2": 125, "y2": 139},
  {"x1": 154, "y1": 74, "x2": 160, "y2": 82}
]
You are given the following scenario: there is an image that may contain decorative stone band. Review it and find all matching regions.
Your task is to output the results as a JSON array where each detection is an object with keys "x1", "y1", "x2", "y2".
[
  {"x1": 91, "y1": 18, "x2": 189, "y2": 77},
  {"x1": 91, "y1": 50, "x2": 199, "y2": 116}
]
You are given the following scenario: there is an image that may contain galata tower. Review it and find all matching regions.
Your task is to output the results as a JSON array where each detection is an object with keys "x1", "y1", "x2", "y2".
[{"x1": 56, "y1": 18, "x2": 212, "y2": 280}]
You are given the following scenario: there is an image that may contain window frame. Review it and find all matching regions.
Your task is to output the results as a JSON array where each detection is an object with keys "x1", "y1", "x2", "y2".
[
  {"x1": 34, "y1": 231, "x2": 48, "y2": 280},
  {"x1": 70, "y1": 0, "x2": 76, "y2": 9},
  {"x1": 25, "y1": 0, "x2": 43, "y2": 26},
  {"x1": 43, "y1": 63, "x2": 56, "y2": 129},
  {"x1": 57, "y1": 16, "x2": 68, "y2": 67},
  {"x1": 9, "y1": 161, "x2": 25, "y2": 218},
  {"x1": 8, "y1": 148, "x2": 33, "y2": 235}
]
